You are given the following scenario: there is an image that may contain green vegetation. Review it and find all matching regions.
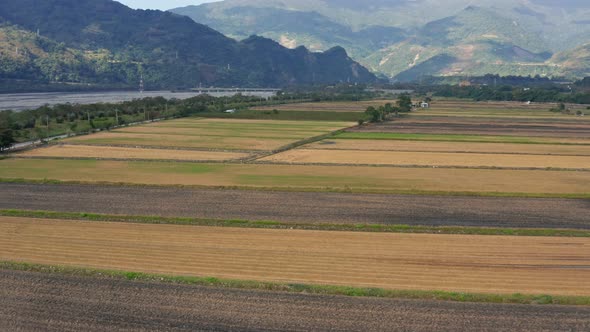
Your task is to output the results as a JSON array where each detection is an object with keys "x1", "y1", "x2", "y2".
[
  {"x1": 2, "y1": 261, "x2": 589, "y2": 306},
  {"x1": 172, "y1": 1, "x2": 590, "y2": 81},
  {"x1": 2, "y1": 209, "x2": 588, "y2": 237},
  {"x1": 0, "y1": 0, "x2": 376, "y2": 91},
  {"x1": 200, "y1": 110, "x2": 366, "y2": 122},
  {"x1": 334, "y1": 132, "x2": 590, "y2": 145}
]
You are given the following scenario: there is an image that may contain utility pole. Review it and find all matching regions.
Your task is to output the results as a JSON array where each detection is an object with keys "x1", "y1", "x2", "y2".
[
  {"x1": 87, "y1": 112, "x2": 91, "y2": 123},
  {"x1": 115, "y1": 109, "x2": 119, "y2": 125},
  {"x1": 46, "y1": 115, "x2": 50, "y2": 141}
]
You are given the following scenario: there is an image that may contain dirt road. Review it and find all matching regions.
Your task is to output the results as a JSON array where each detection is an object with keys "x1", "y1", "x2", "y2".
[
  {"x1": 1, "y1": 270, "x2": 589, "y2": 331},
  {"x1": 1, "y1": 183, "x2": 588, "y2": 229},
  {"x1": 2, "y1": 217, "x2": 589, "y2": 295}
]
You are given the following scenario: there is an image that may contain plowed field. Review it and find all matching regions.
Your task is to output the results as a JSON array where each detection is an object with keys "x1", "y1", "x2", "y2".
[{"x1": 1, "y1": 217, "x2": 589, "y2": 296}]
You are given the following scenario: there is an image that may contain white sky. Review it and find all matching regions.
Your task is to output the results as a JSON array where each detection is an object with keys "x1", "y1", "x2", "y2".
[{"x1": 116, "y1": 0, "x2": 219, "y2": 10}]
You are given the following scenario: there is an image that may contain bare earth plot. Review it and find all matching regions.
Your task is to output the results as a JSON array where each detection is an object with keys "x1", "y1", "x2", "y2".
[
  {"x1": 261, "y1": 149, "x2": 590, "y2": 169},
  {"x1": 14, "y1": 145, "x2": 250, "y2": 162},
  {"x1": 2, "y1": 270, "x2": 589, "y2": 332},
  {"x1": 2, "y1": 183, "x2": 589, "y2": 229},
  {"x1": 1, "y1": 158, "x2": 590, "y2": 195},
  {"x1": 2, "y1": 217, "x2": 590, "y2": 295},
  {"x1": 349, "y1": 118, "x2": 590, "y2": 138},
  {"x1": 306, "y1": 140, "x2": 590, "y2": 156}
]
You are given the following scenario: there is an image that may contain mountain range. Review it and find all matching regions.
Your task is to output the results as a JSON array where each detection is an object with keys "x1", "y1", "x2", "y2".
[
  {"x1": 0, "y1": 0, "x2": 376, "y2": 91},
  {"x1": 171, "y1": 0, "x2": 590, "y2": 80}
]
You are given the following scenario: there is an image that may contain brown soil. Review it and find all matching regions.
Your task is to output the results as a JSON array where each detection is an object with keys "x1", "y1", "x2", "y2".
[
  {"x1": 261, "y1": 149, "x2": 590, "y2": 169},
  {"x1": 1, "y1": 217, "x2": 589, "y2": 296},
  {"x1": 350, "y1": 119, "x2": 590, "y2": 139},
  {"x1": 2, "y1": 183, "x2": 588, "y2": 229},
  {"x1": 15, "y1": 145, "x2": 250, "y2": 161},
  {"x1": 3, "y1": 270, "x2": 589, "y2": 332}
]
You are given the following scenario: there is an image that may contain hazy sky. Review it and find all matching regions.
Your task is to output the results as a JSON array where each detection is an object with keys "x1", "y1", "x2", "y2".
[{"x1": 117, "y1": 0, "x2": 218, "y2": 10}]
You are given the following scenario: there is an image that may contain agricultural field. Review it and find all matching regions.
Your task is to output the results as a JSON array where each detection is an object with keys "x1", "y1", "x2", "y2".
[
  {"x1": 63, "y1": 118, "x2": 352, "y2": 152},
  {"x1": 2, "y1": 98, "x2": 590, "y2": 329},
  {"x1": 14, "y1": 145, "x2": 250, "y2": 162},
  {"x1": 2, "y1": 217, "x2": 589, "y2": 296},
  {"x1": 1, "y1": 158, "x2": 589, "y2": 195},
  {"x1": 15, "y1": 118, "x2": 353, "y2": 161},
  {"x1": 260, "y1": 149, "x2": 590, "y2": 169}
]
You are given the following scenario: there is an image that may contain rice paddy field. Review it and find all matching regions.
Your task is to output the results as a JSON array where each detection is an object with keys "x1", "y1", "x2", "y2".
[{"x1": 2, "y1": 98, "x2": 590, "y2": 327}]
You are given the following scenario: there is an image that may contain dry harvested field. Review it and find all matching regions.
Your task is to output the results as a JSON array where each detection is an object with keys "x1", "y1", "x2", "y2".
[
  {"x1": 252, "y1": 100, "x2": 396, "y2": 112},
  {"x1": 349, "y1": 118, "x2": 590, "y2": 139},
  {"x1": 63, "y1": 118, "x2": 353, "y2": 151},
  {"x1": 306, "y1": 139, "x2": 590, "y2": 156},
  {"x1": 1, "y1": 217, "x2": 590, "y2": 295},
  {"x1": 14, "y1": 144, "x2": 250, "y2": 162},
  {"x1": 4, "y1": 270, "x2": 589, "y2": 332},
  {"x1": 3, "y1": 183, "x2": 589, "y2": 229},
  {"x1": 1, "y1": 158, "x2": 590, "y2": 195},
  {"x1": 261, "y1": 149, "x2": 590, "y2": 169}
]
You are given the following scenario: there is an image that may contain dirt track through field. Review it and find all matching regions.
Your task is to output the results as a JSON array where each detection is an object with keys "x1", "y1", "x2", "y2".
[
  {"x1": 2, "y1": 217, "x2": 590, "y2": 295},
  {"x1": 2, "y1": 183, "x2": 589, "y2": 229},
  {"x1": 3, "y1": 270, "x2": 589, "y2": 332}
]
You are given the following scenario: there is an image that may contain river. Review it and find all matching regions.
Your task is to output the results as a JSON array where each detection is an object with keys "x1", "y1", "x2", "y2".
[{"x1": 0, "y1": 90, "x2": 277, "y2": 112}]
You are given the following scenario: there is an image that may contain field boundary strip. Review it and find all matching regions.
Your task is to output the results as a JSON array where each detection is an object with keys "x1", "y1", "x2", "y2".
[
  {"x1": 1, "y1": 261, "x2": 589, "y2": 306},
  {"x1": 1, "y1": 209, "x2": 588, "y2": 237},
  {"x1": 1, "y1": 177, "x2": 589, "y2": 199}
]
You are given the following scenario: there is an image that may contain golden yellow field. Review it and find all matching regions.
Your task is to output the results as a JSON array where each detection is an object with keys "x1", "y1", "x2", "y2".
[
  {"x1": 15, "y1": 145, "x2": 250, "y2": 161},
  {"x1": 1, "y1": 217, "x2": 588, "y2": 296},
  {"x1": 260, "y1": 149, "x2": 590, "y2": 169},
  {"x1": 305, "y1": 139, "x2": 590, "y2": 156}
]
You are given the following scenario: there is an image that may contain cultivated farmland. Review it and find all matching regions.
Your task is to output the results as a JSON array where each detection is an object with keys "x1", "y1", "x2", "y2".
[
  {"x1": 63, "y1": 118, "x2": 353, "y2": 152},
  {"x1": 260, "y1": 149, "x2": 590, "y2": 169},
  {"x1": 2, "y1": 98, "x2": 590, "y2": 328},
  {"x1": 2, "y1": 217, "x2": 589, "y2": 296}
]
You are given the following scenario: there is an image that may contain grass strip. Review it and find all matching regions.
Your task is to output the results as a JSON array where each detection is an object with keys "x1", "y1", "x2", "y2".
[
  {"x1": 334, "y1": 132, "x2": 590, "y2": 146},
  {"x1": 1, "y1": 261, "x2": 588, "y2": 306},
  {"x1": 2, "y1": 177, "x2": 590, "y2": 199},
  {"x1": 1, "y1": 209, "x2": 588, "y2": 237}
]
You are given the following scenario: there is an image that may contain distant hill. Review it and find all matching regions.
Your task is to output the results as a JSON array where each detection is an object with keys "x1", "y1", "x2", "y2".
[
  {"x1": 172, "y1": 0, "x2": 590, "y2": 80},
  {"x1": 0, "y1": 0, "x2": 376, "y2": 91}
]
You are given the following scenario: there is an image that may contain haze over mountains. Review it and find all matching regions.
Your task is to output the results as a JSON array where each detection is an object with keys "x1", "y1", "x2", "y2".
[
  {"x1": 0, "y1": 0, "x2": 375, "y2": 91},
  {"x1": 172, "y1": 0, "x2": 590, "y2": 80}
]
